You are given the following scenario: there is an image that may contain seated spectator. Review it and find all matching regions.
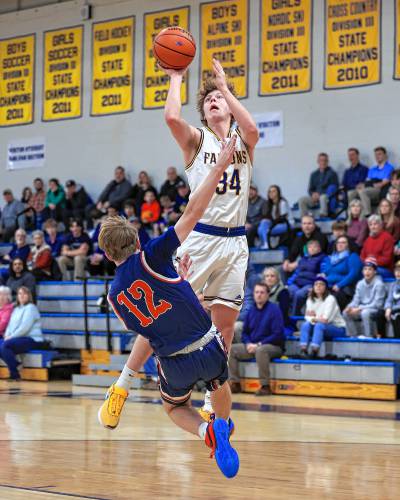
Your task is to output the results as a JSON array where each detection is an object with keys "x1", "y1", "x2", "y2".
[
  {"x1": 169, "y1": 181, "x2": 190, "y2": 224},
  {"x1": 28, "y1": 230, "x2": 56, "y2": 281},
  {"x1": 245, "y1": 185, "x2": 268, "y2": 247},
  {"x1": 64, "y1": 179, "x2": 90, "y2": 228},
  {"x1": 228, "y1": 283, "x2": 284, "y2": 396},
  {"x1": 4, "y1": 258, "x2": 36, "y2": 299},
  {"x1": 347, "y1": 199, "x2": 369, "y2": 249},
  {"x1": 343, "y1": 259, "x2": 386, "y2": 338},
  {"x1": 86, "y1": 166, "x2": 132, "y2": 226},
  {"x1": 30, "y1": 178, "x2": 46, "y2": 223},
  {"x1": 1, "y1": 228, "x2": 30, "y2": 265},
  {"x1": 160, "y1": 166, "x2": 184, "y2": 201},
  {"x1": 43, "y1": 178, "x2": 66, "y2": 222},
  {"x1": 327, "y1": 221, "x2": 358, "y2": 254},
  {"x1": 299, "y1": 277, "x2": 345, "y2": 358},
  {"x1": 257, "y1": 185, "x2": 290, "y2": 249},
  {"x1": 287, "y1": 240, "x2": 327, "y2": 314},
  {"x1": 282, "y1": 215, "x2": 328, "y2": 278},
  {"x1": 43, "y1": 218, "x2": 63, "y2": 258},
  {"x1": 361, "y1": 215, "x2": 394, "y2": 279},
  {"x1": 262, "y1": 267, "x2": 293, "y2": 335},
  {"x1": 57, "y1": 219, "x2": 91, "y2": 281},
  {"x1": 378, "y1": 199, "x2": 400, "y2": 242},
  {"x1": 122, "y1": 199, "x2": 137, "y2": 221},
  {"x1": 342, "y1": 147, "x2": 368, "y2": 198},
  {"x1": 0, "y1": 286, "x2": 13, "y2": 338},
  {"x1": 381, "y1": 168, "x2": 400, "y2": 201},
  {"x1": 87, "y1": 220, "x2": 116, "y2": 277},
  {"x1": 0, "y1": 189, "x2": 25, "y2": 242},
  {"x1": 158, "y1": 195, "x2": 175, "y2": 228},
  {"x1": 387, "y1": 185, "x2": 400, "y2": 217},
  {"x1": 321, "y1": 235, "x2": 363, "y2": 310},
  {"x1": 351, "y1": 146, "x2": 394, "y2": 216},
  {"x1": 131, "y1": 171, "x2": 158, "y2": 212},
  {"x1": 298, "y1": 153, "x2": 339, "y2": 217},
  {"x1": 385, "y1": 261, "x2": 400, "y2": 338},
  {"x1": 140, "y1": 190, "x2": 161, "y2": 230},
  {"x1": 0, "y1": 286, "x2": 43, "y2": 380},
  {"x1": 21, "y1": 186, "x2": 35, "y2": 230}
]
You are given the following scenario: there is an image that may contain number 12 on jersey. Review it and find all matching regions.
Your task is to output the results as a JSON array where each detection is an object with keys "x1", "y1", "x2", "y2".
[{"x1": 216, "y1": 168, "x2": 241, "y2": 195}]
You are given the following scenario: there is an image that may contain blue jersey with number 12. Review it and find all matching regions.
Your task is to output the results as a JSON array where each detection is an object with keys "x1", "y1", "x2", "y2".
[{"x1": 108, "y1": 228, "x2": 212, "y2": 356}]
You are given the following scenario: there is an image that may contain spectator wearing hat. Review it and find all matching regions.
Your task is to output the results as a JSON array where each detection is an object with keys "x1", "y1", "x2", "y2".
[
  {"x1": 360, "y1": 215, "x2": 395, "y2": 279},
  {"x1": 0, "y1": 189, "x2": 25, "y2": 242},
  {"x1": 64, "y1": 180, "x2": 90, "y2": 227},
  {"x1": 246, "y1": 185, "x2": 268, "y2": 247},
  {"x1": 160, "y1": 166, "x2": 184, "y2": 201},
  {"x1": 343, "y1": 259, "x2": 386, "y2": 338},
  {"x1": 385, "y1": 261, "x2": 400, "y2": 338},
  {"x1": 299, "y1": 276, "x2": 345, "y2": 358}
]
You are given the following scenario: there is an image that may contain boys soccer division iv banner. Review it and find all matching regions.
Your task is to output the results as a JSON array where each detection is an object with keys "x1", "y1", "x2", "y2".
[
  {"x1": 325, "y1": 0, "x2": 381, "y2": 89},
  {"x1": 143, "y1": 7, "x2": 190, "y2": 109},
  {"x1": 43, "y1": 26, "x2": 83, "y2": 121},
  {"x1": 91, "y1": 16, "x2": 135, "y2": 116},
  {"x1": 259, "y1": 0, "x2": 312, "y2": 96},
  {"x1": 200, "y1": 0, "x2": 248, "y2": 98},
  {"x1": 0, "y1": 34, "x2": 35, "y2": 127}
]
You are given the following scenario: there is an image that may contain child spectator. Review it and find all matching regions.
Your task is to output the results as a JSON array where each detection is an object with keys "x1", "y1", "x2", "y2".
[
  {"x1": 299, "y1": 277, "x2": 345, "y2": 358},
  {"x1": 0, "y1": 286, "x2": 13, "y2": 338},
  {"x1": 343, "y1": 259, "x2": 386, "y2": 338},
  {"x1": 140, "y1": 190, "x2": 161, "y2": 230},
  {"x1": 123, "y1": 199, "x2": 137, "y2": 221},
  {"x1": 43, "y1": 219, "x2": 63, "y2": 258},
  {"x1": 287, "y1": 240, "x2": 327, "y2": 315},
  {"x1": 347, "y1": 199, "x2": 369, "y2": 249},
  {"x1": 385, "y1": 261, "x2": 400, "y2": 338}
]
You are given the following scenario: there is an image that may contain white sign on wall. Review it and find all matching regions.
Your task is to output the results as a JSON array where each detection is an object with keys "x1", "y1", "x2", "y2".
[
  {"x1": 7, "y1": 137, "x2": 46, "y2": 170},
  {"x1": 253, "y1": 112, "x2": 284, "y2": 148}
]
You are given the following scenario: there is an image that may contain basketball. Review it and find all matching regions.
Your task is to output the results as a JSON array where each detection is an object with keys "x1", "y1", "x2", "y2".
[{"x1": 153, "y1": 26, "x2": 196, "y2": 70}]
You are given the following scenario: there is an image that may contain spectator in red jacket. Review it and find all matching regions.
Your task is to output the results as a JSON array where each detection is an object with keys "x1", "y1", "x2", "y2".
[
  {"x1": 0, "y1": 286, "x2": 13, "y2": 338},
  {"x1": 361, "y1": 215, "x2": 395, "y2": 279}
]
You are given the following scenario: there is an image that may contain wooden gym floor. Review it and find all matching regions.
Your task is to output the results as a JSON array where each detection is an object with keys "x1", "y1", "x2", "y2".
[{"x1": 1, "y1": 380, "x2": 400, "y2": 499}]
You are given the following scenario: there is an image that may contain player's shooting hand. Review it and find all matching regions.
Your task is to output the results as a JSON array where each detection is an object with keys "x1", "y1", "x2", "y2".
[
  {"x1": 212, "y1": 58, "x2": 228, "y2": 92},
  {"x1": 178, "y1": 253, "x2": 193, "y2": 280},
  {"x1": 159, "y1": 64, "x2": 187, "y2": 78},
  {"x1": 216, "y1": 136, "x2": 236, "y2": 171}
]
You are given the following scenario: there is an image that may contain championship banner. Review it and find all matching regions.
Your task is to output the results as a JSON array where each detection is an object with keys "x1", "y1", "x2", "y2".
[
  {"x1": 43, "y1": 25, "x2": 83, "y2": 121},
  {"x1": 325, "y1": 0, "x2": 381, "y2": 89},
  {"x1": 143, "y1": 7, "x2": 190, "y2": 109},
  {"x1": 200, "y1": 0, "x2": 248, "y2": 98},
  {"x1": 395, "y1": 0, "x2": 400, "y2": 80},
  {"x1": 0, "y1": 34, "x2": 35, "y2": 127},
  {"x1": 259, "y1": 0, "x2": 312, "y2": 96},
  {"x1": 91, "y1": 17, "x2": 135, "y2": 116}
]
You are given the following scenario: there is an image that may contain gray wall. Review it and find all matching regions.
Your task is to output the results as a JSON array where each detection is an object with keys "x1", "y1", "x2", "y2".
[{"x1": 0, "y1": 0, "x2": 399, "y2": 208}]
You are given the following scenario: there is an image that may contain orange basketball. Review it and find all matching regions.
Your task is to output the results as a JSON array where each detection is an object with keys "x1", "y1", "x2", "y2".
[{"x1": 153, "y1": 27, "x2": 196, "y2": 70}]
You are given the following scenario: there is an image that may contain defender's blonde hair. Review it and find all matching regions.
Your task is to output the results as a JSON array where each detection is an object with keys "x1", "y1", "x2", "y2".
[
  {"x1": 98, "y1": 216, "x2": 138, "y2": 262},
  {"x1": 196, "y1": 78, "x2": 236, "y2": 127}
]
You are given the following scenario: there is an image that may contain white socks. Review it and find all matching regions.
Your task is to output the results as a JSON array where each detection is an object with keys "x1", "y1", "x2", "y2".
[
  {"x1": 198, "y1": 422, "x2": 208, "y2": 440},
  {"x1": 115, "y1": 365, "x2": 137, "y2": 392},
  {"x1": 203, "y1": 390, "x2": 213, "y2": 412}
]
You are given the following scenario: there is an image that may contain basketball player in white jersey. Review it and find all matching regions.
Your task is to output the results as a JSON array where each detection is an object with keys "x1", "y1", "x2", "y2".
[{"x1": 164, "y1": 59, "x2": 259, "y2": 416}]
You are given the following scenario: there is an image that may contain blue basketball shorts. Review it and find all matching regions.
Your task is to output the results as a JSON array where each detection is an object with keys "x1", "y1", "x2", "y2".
[{"x1": 156, "y1": 335, "x2": 229, "y2": 406}]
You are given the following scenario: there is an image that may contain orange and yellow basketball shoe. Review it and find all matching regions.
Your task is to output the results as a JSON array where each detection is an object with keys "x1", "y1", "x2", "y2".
[{"x1": 97, "y1": 384, "x2": 128, "y2": 429}]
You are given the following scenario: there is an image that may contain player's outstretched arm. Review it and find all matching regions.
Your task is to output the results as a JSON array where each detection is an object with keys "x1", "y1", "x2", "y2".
[
  {"x1": 174, "y1": 136, "x2": 236, "y2": 244},
  {"x1": 213, "y1": 58, "x2": 259, "y2": 153},
  {"x1": 163, "y1": 68, "x2": 201, "y2": 157}
]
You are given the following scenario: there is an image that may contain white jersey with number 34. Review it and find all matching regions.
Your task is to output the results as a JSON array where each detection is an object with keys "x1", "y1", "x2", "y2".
[{"x1": 185, "y1": 125, "x2": 252, "y2": 227}]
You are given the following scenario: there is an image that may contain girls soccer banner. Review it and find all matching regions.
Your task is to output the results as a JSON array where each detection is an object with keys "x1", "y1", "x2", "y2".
[
  {"x1": 395, "y1": 0, "x2": 400, "y2": 80},
  {"x1": 143, "y1": 7, "x2": 190, "y2": 109},
  {"x1": 43, "y1": 25, "x2": 83, "y2": 121},
  {"x1": 0, "y1": 34, "x2": 35, "y2": 127},
  {"x1": 91, "y1": 17, "x2": 135, "y2": 116},
  {"x1": 324, "y1": 0, "x2": 381, "y2": 89},
  {"x1": 259, "y1": 0, "x2": 312, "y2": 96},
  {"x1": 200, "y1": 0, "x2": 248, "y2": 98}
]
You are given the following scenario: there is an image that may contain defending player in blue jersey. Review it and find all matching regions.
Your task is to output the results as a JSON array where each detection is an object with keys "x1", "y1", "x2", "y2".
[{"x1": 97, "y1": 136, "x2": 239, "y2": 479}]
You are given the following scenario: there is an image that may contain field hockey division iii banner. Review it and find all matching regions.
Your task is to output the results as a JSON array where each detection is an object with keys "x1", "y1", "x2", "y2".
[
  {"x1": 143, "y1": 7, "x2": 190, "y2": 109},
  {"x1": 259, "y1": 0, "x2": 312, "y2": 96},
  {"x1": 325, "y1": 0, "x2": 381, "y2": 89},
  {"x1": 0, "y1": 34, "x2": 35, "y2": 127},
  {"x1": 200, "y1": 0, "x2": 248, "y2": 98},
  {"x1": 43, "y1": 26, "x2": 83, "y2": 121},
  {"x1": 91, "y1": 17, "x2": 135, "y2": 116},
  {"x1": 395, "y1": 0, "x2": 400, "y2": 80}
]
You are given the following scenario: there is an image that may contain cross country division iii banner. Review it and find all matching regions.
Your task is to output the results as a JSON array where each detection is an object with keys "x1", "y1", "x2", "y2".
[
  {"x1": 259, "y1": 0, "x2": 312, "y2": 96},
  {"x1": 325, "y1": 0, "x2": 381, "y2": 89}
]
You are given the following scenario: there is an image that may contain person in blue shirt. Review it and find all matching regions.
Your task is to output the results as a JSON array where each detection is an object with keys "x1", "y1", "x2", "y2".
[
  {"x1": 97, "y1": 137, "x2": 239, "y2": 479},
  {"x1": 342, "y1": 147, "x2": 368, "y2": 197},
  {"x1": 350, "y1": 146, "x2": 394, "y2": 216}
]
